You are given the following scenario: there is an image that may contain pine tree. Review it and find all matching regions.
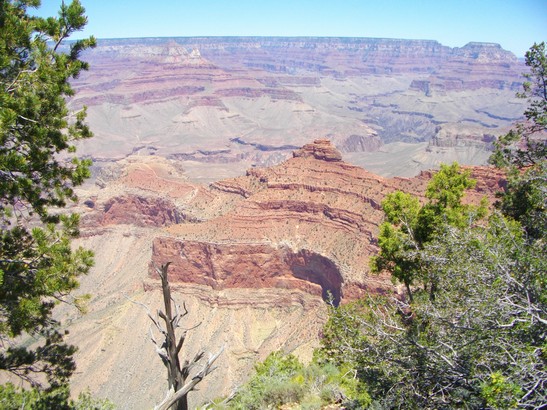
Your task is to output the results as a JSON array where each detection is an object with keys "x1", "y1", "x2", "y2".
[
  {"x1": 489, "y1": 42, "x2": 546, "y2": 240},
  {"x1": 0, "y1": 0, "x2": 95, "y2": 394}
]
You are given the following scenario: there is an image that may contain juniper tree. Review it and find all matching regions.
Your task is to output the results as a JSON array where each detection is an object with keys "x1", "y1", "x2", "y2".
[
  {"x1": 324, "y1": 214, "x2": 546, "y2": 408},
  {"x1": 0, "y1": 0, "x2": 95, "y2": 395},
  {"x1": 490, "y1": 41, "x2": 546, "y2": 240},
  {"x1": 370, "y1": 162, "x2": 486, "y2": 301}
]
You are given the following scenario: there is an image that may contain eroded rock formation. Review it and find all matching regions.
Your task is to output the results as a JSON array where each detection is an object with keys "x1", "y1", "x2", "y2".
[
  {"x1": 70, "y1": 140, "x2": 507, "y2": 408},
  {"x1": 151, "y1": 240, "x2": 344, "y2": 305},
  {"x1": 129, "y1": 140, "x2": 502, "y2": 303},
  {"x1": 81, "y1": 141, "x2": 505, "y2": 305},
  {"x1": 70, "y1": 37, "x2": 525, "y2": 177}
]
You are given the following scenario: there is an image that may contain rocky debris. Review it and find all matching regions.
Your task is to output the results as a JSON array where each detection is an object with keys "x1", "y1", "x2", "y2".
[
  {"x1": 83, "y1": 198, "x2": 96, "y2": 208},
  {"x1": 337, "y1": 134, "x2": 383, "y2": 153},
  {"x1": 65, "y1": 226, "x2": 329, "y2": 409},
  {"x1": 467, "y1": 166, "x2": 508, "y2": 194},
  {"x1": 430, "y1": 124, "x2": 499, "y2": 150}
]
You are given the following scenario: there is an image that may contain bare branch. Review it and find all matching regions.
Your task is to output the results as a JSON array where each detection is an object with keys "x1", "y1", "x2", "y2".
[
  {"x1": 145, "y1": 262, "x2": 223, "y2": 410},
  {"x1": 122, "y1": 293, "x2": 164, "y2": 334},
  {"x1": 155, "y1": 347, "x2": 224, "y2": 410}
]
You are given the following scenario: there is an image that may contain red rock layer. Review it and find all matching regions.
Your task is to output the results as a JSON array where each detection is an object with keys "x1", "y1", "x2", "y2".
[
  {"x1": 81, "y1": 142, "x2": 506, "y2": 302},
  {"x1": 100, "y1": 195, "x2": 180, "y2": 227},
  {"x1": 154, "y1": 140, "x2": 505, "y2": 301},
  {"x1": 151, "y1": 240, "x2": 352, "y2": 305}
]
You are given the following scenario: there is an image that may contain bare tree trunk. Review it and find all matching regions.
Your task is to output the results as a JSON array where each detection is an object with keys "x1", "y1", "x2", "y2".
[
  {"x1": 155, "y1": 348, "x2": 224, "y2": 410},
  {"x1": 140, "y1": 263, "x2": 222, "y2": 410},
  {"x1": 158, "y1": 263, "x2": 186, "y2": 410}
]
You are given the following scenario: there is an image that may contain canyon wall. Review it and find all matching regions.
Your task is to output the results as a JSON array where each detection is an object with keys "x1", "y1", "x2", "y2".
[
  {"x1": 66, "y1": 140, "x2": 507, "y2": 408},
  {"x1": 70, "y1": 37, "x2": 525, "y2": 178},
  {"x1": 60, "y1": 35, "x2": 526, "y2": 406}
]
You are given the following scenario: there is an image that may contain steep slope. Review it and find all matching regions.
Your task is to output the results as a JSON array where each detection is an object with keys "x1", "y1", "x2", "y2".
[
  {"x1": 70, "y1": 37, "x2": 525, "y2": 179},
  {"x1": 65, "y1": 140, "x2": 505, "y2": 408}
]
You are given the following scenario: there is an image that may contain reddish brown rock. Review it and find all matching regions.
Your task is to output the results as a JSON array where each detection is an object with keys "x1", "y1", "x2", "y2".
[
  {"x1": 151, "y1": 240, "x2": 351, "y2": 304},
  {"x1": 293, "y1": 139, "x2": 343, "y2": 162},
  {"x1": 215, "y1": 87, "x2": 302, "y2": 101},
  {"x1": 79, "y1": 142, "x2": 506, "y2": 302},
  {"x1": 153, "y1": 140, "x2": 505, "y2": 302},
  {"x1": 100, "y1": 195, "x2": 181, "y2": 227},
  {"x1": 69, "y1": 140, "x2": 508, "y2": 409}
]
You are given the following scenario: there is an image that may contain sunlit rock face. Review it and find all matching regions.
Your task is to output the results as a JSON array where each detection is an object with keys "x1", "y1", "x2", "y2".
[
  {"x1": 136, "y1": 140, "x2": 504, "y2": 304},
  {"x1": 67, "y1": 140, "x2": 507, "y2": 408},
  {"x1": 71, "y1": 37, "x2": 524, "y2": 179},
  {"x1": 150, "y1": 240, "x2": 344, "y2": 305}
]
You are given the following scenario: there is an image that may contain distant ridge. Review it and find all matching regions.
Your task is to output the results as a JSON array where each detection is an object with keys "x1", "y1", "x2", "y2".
[
  {"x1": 73, "y1": 34, "x2": 524, "y2": 177},
  {"x1": 91, "y1": 35, "x2": 506, "y2": 53}
]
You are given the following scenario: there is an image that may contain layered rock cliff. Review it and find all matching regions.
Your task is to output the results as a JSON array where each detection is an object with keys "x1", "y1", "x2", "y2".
[
  {"x1": 71, "y1": 37, "x2": 525, "y2": 177},
  {"x1": 69, "y1": 140, "x2": 506, "y2": 408},
  {"x1": 80, "y1": 140, "x2": 505, "y2": 303},
  {"x1": 152, "y1": 140, "x2": 504, "y2": 301}
]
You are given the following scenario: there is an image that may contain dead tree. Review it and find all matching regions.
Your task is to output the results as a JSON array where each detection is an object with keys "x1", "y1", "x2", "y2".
[{"x1": 145, "y1": 262, "x2": 222, "y2": 410}]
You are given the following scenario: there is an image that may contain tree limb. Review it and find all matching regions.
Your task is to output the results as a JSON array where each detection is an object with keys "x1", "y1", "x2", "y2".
[{"x1": 155, "y1": 347, "x2": 224, "y2": 410}]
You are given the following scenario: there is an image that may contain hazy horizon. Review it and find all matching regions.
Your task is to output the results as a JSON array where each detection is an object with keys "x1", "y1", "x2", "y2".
[{"x1": 36, "y1": 0, "x2": 546, "y2": 57}]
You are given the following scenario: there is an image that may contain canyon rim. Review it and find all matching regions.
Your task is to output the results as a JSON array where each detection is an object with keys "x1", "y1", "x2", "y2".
[{"x1": 56, "y1": 37, "x2": 523, "y2": 408}]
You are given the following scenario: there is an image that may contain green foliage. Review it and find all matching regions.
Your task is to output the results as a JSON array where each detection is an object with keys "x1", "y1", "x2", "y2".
[
  {"x1": 498, "y1": 161, "x2": 546, "y2": 241},
  {"x1": 420, "y1": 162, "x2": 484, "y2": 235},
  {"x1": 222, "y1": 352, "x2": 302, "y2": 409},
  {"x1": 213, "y1": 351, "x2": 370, "y2": 409},
  {"x1": 489, "y1": 42, "x2": 546, "y2": 241},
  {"x1": 0, "y1": 383, "x2": 71, "y2": 410},
  {"x1": 0, "y1": 214, "x2": 93, "y2": 338},
  {"x1": 0, "y1": 0, "x2": 95, "y2": 392},
  {"x1": 323, "y1": 212, "x2": 546, "y2": 408},
  {"x1": 326, "y1": 64, "x2": 547, "y2": 407},
  {"x1": 0, "y1": 0, "x2": 96, "y2": 222},
  {"x1": 481, "y1": 372, "x2": 523, "y2": 410},
  {"x1": 371, "y1": 162, "x2": 486, "y2": 300},
  {"x1": 254, "y1": 350, "x2": 303, "y2": 378},
  {"x1": 0, "y1": 384, "x2": 116, "y2": 410}
]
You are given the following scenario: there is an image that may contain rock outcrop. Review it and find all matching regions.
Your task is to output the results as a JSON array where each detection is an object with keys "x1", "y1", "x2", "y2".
[
  {"x1": 151, "y1": 240, "x2": 345, "y2": 305},
  {"x1": 293, "y1": 139, "x2": 343, "y2": 161},
  {"x1": 70, "y1": 37, "x2": 525, "y2": 176},
  {"x1": 70, "y1": 140, "x2": 507, "y2": 408},
  {"x1": 143, "y1": 140, "x2": 504, "y2": 303},
  {"x1": 82, "y1": 141, "x2": 505, "y2": 304},
  {"x1": 100, "y1": 195, "x2": 181, "y2": 227}
]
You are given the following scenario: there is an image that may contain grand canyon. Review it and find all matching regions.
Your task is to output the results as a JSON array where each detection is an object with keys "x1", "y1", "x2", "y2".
[{"x1": 57, "y1": 37, "x2": 523, "y2": 408}]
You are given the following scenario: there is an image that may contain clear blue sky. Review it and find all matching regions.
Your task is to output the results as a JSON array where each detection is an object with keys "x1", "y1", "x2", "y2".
[{"x1": 35, "y1": 0, "x2": 546, "y2": 57}]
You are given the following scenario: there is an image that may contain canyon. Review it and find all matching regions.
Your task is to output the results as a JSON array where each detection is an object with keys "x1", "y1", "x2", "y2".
[
  {"x1": 71, "y1": 37, "x2": 525, "y2": 181},
  {"x1": 64, "y1": 139, "x2": 505, "y2": 408},
  {"x1": 57, "y1": 37, "x2": 520, "y2": 408}
]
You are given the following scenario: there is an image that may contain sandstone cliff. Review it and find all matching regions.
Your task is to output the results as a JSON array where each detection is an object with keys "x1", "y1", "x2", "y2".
[
  {"x1": 71, "y1": 37, "x2": 525, "y2": 178},
  {"x1": 68, "y1": 140, "x2": 505, "y2": 408}
]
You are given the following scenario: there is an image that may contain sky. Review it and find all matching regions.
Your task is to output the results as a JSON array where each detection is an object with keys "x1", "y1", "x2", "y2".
[{"x1": 35, "y1": 0, "x2": 546, "y2": 57}]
